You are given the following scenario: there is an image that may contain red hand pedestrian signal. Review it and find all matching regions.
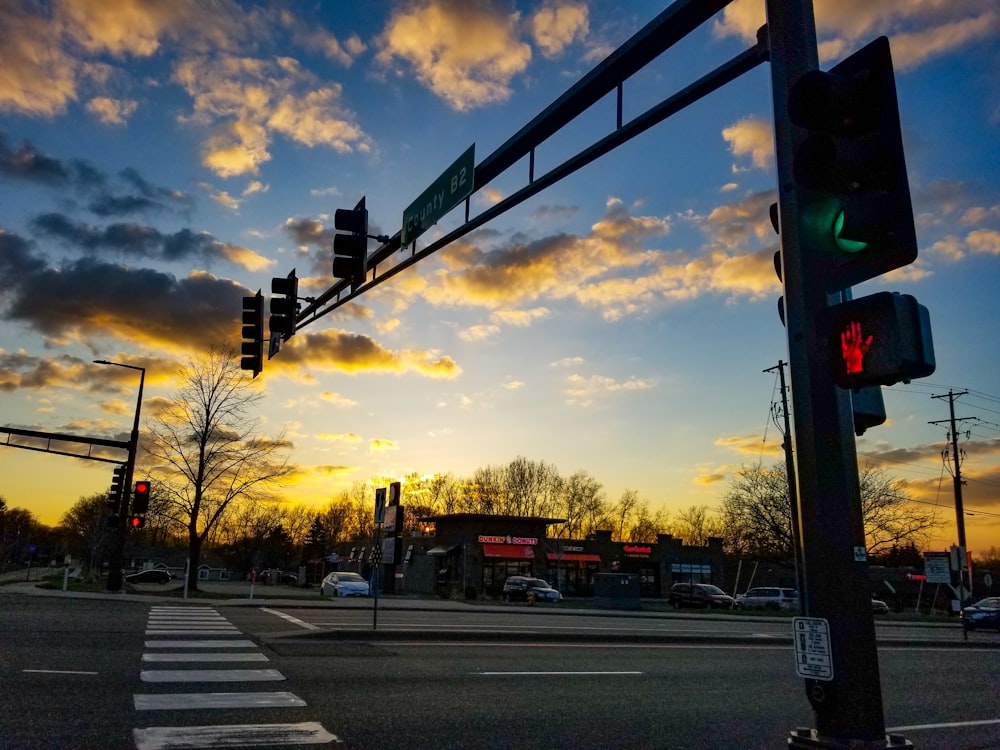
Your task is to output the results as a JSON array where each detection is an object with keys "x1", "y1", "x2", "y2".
[{"x1": 840, "y1": 321, "x2": 873, "y2": 374}]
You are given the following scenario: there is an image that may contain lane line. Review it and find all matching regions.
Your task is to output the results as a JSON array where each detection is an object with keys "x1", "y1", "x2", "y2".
[
  {"x1": 476, "y1": 670, "x2": 643, "y2": 676},
  {"x1": 140, "y1": 668, "x2": 285, "y2": 683},
  {"x1": 261, "y1": 607, "x2": 321, "y2": 631},
  {"x1": 133, "y1": 721, "x2": 337, "y2": 749},
  {"x1": 134, "y1": 691, "x2": 306, "y2": 711},
  {"x1": 144, "y1": 639, "x2": 257, "y2": 648},
  {"x1": 142, "y1": 653, "x2": 269, "y2": 663},
  {"x1": 23, "y1": 669, "x2": 99, "y2": 675}
]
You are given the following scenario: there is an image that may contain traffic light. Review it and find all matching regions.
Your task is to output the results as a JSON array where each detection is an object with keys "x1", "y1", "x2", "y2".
[
  {"x1": 819, "y1": 291, "x2": 934, "y2": 389},
  {"x1": 240, "y1": 291, "x2": 264, "y2": 377},
  {"x1": 270, "y1": 270, "x2": 298, "y2": 341},
  {"x1": 133, "y1": 480, "x2": 151, "y2": 514},
  {"x1": 109, "y1": 464, "x2": 127, "y2": 510},
  {"x1": 129, "y1": 516, "x2": 145, "y2": 529},
  {"x1": 788, "y1": 36, "x2": 916, "y2": 291},
  {"x1": 332, "y1": 196, "x2": 368, "y2": 283}
]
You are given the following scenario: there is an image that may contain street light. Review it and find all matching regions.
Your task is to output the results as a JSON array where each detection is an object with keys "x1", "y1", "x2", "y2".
[{"x1": 94, "y1": 359, "x2": 146, "y2": 592}]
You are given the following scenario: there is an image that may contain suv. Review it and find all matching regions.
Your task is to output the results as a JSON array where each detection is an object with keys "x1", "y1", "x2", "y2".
[
  {"x1": 502, "y1": 576, "x2": 562, "y2": 603},
  {"x1": 668, "y1": 582, "x2": 735, "y2": 609},
  {"x1": 736, "y1": 587, "x2": 799, "y2": 611}
]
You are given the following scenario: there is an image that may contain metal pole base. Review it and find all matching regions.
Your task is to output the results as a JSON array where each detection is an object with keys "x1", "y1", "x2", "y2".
[{"x1": 788, "y1": 728, "x2": 913, "y2": 749}]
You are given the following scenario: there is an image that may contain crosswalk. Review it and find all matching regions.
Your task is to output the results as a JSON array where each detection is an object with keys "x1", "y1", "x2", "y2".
[{"x1": 133, "y1": 605, "x2": 337, "y2": 749}]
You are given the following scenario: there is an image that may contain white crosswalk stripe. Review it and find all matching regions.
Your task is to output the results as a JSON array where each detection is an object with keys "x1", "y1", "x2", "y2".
[{"x1": 133, "y1": 605, "x2": 337, "y2": 747}]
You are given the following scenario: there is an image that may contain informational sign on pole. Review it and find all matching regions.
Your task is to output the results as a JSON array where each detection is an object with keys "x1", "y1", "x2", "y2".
[
  {"x1": 923, "y1": 552, "x2": 951, "y2": 584},
  {"x1": 793, "y1": 617, "x2": 834, "y2": 681},
  {"x1": 401, "y1": 144, "x2": 475, "y2": 246}
]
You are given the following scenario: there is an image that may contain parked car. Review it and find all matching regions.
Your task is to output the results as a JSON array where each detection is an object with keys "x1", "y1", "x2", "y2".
[
  {"x1": 502, "y1": 576, "x2": 562, "y2": 603},
  {"x1": 320, "y1": 571, "x2": 370, "y2": 598},
  {"x1": 960, "y1": 597, "x2": 1000, "y2": 632},
  {"x1": 668, "y1": 582, "x2": 735, "y2": 609},
  {"x1": 736, "y1": 587, "x2": 799, "y2": 611},
  {"x1": 871, "y1": 597, "x2": 890, "y2": 615},
  {"x1": 125, "y1": 568, "x2": 172, "y2": 584}
]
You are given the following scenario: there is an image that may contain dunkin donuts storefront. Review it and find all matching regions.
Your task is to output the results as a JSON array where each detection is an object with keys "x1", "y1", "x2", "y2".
[{"x1": 420, "y1": 513, "x2": 565, "y2": 597}]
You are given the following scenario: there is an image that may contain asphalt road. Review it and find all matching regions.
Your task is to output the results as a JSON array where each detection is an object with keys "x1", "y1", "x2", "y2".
[{"x1": 1, "y1": 590, "x2": 998, "y2": 749}]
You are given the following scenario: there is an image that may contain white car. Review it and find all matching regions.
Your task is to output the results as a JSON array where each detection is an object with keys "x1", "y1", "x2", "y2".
[
  {"x1": 320, "y1": 571, "x2": 370, "y2": 598},
  {"x1": 736, "y1": 587, "x2": 799, "y2": 611}
]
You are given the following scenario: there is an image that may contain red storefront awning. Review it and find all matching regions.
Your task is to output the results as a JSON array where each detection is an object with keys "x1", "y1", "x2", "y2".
[
  {"x1": 546, "y1": 552, "x2": 601, "y2": 563},
  {"x1": 482, "y1": 543, "x2": 534, "y2": 559}
]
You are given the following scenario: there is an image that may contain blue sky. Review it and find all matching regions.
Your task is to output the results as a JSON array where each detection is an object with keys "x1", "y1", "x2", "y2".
[{"x1": 1, "y1": 0, "x2": 998, "y2": 553}]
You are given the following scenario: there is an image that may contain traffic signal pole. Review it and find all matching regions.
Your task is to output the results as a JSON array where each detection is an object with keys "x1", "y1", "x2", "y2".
[{"x1": 766, "y1": 2, "x2": 909, "y2": 747}]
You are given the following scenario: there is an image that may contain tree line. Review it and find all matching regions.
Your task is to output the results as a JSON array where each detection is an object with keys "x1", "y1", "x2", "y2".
[{"x1": 3, "y1": 349, "x2": 963, "y2": 589}]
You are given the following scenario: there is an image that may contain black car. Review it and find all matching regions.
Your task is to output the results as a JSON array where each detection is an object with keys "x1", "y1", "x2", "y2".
[
  {"x1": 668, "y1": 582, "x2": 735, "y2": 609},
  {"x1": 126, "y1": 568, "x2": 172, "y2": 584},
  {"x1": 961, "y1": 596, "x2": 1000, "y2": 632},
  {"x1": 502, "y1": 576, "x2": 562, "y2": 603}
]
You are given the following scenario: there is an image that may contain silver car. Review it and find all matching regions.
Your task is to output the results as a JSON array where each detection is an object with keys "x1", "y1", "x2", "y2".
[
  {"x1": 320, "y1": 571, "x2": 370, "y2": 598},
  {"x1": 736, "y1": 587, "x2": 799, "y2": 611}
]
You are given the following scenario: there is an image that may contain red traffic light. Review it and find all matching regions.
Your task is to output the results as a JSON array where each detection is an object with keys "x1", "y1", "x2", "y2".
[
  {"x1": 134, "y1": 480, "x2": 150, "y2": 494},
  {"x1": 130, "y1": 516, "x2": 144, "y2": 529}
]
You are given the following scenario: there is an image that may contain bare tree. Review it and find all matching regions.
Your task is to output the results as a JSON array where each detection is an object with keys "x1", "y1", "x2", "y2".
[
  {"x1": 670, "y1": 505, "x2": 726, "y2": 547},
  {"x1": 613, "y1": 489, "x2": 640, "y2": 541},
  {"x1": 144, "y1": 348, "x2": 292, "y2": 590},
  {"x1": 720, "y1": 461, "x2": 942, "y2": 564},
  {"x1": 58, "y1": 494, "x2": 114, "y2": 578},
  {"x1": 859, "y1": 462, "x2": 940, "y2": 555}
]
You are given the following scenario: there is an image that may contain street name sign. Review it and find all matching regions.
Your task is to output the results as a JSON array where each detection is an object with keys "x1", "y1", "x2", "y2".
[
  {"x1": 401, "y1": 144, "x2": 474, "y2": 246},
  {"x1": 793, "y1": 617, "x2": 834, "y2": 681}
]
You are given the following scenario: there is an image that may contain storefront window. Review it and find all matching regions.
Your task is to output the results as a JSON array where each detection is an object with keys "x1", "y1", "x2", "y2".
[{"x1": 671, "y1": 563, "x2": 712, "y2": 583}]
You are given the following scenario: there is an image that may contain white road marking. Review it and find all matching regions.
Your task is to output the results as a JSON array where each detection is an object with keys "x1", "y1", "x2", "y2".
[
  {"x1": 142, "y1": 652, "x2": 269, "y2": 663},
  {"x1": 144, "y1": 628, "x2": 241, "y2": 635},
  {"x1": 134, "y1": 691, "x2": 307, "y2": 711},
  {"x1": 887, "y1": 718, "x2": 1000, "y2": 732},
  {"x1": 476, "y1": 670, "x2": 643, "y2": 675},
  {"x1": 22, "y1": 669, "x2": 99, "y2": 675},
  {"x1": 144, "y1": 639, "x2": 257, "y2": 648},
  {"x1": 261, "y1": 607, "x2": 321, "y2": 631},
  {"x1": 140, "y1": 669, "x2": 285, "y2": 683},
  {"x1": 133, "y1": 721, "x2": 338, "y2": 749}
]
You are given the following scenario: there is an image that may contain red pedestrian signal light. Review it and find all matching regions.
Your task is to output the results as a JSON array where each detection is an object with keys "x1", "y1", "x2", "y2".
[{"x1": 820, "y1": 292, "x2": 935, "y2": 389}]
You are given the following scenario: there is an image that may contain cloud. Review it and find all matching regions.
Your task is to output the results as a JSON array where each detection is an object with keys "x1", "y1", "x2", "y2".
[
  {"x1": 714, "y1": 0, "x2": 1000, "y2": 69},
  {"x1": 275, "y1": 329, "x2": 462, "y2": 379},
  {"x1": 376, "y1": 0, "x2": 532, "y2": 111},
  {"x1": 530, "y1": 2, "x2": 589, "y2": 58},
  {"x1": 722, "y1": 117, "x2": 774, "y2": 172},
  {"x1": 85, "y1": 96, "x2": 138, "y2": 125},
  {"x1": 370, "y1": 438, "x2": 399, "y2": 452},
  {"x1": 565, "y1": 372, "x2": 654, "y2": 407},
  {"x1": 30, "y1": 214, "x2": 270, "y2": 270},
  {"x1": 715, "y1": 433, "x2": 782, "y2": 457},
  {"x1": 0, "y1": 231, "x2": 248, "y2": 352}
]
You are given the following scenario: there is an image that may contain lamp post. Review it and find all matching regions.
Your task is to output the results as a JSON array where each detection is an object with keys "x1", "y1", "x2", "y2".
[{"x1": 94, "y1": 360, "x2": 146, "y2": 592}]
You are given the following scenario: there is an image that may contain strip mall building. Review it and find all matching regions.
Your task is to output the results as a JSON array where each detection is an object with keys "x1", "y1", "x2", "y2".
[{"x1": 333, "y1": 513, "x2": 727, "y2": 599}]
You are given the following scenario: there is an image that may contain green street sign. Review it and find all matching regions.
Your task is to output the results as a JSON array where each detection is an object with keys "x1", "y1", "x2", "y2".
[{"x1": 401, "y1": 144, "x2": 475, "y2": 246}]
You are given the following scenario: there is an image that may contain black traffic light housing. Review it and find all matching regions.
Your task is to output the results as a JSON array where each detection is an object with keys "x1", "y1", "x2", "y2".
[
  {"x1": 109, "y1": 464, "x2": 127, "y2": 510},
  {"x1": 240, "y1": 290, "x2": 264, "y2": 377},
  {"x1": 332, "y1": 196, "x2": 368, "y2": 283},
  {"x1": 133, "y1": 480, "x2": 151, "y2": 515},
  {"x1": 788, "y1": 36, "x2": 916, "y2": 291},
  {"x1": 270, "y1": 270, "x2": 298, "y2": 341},
  {"x1": 819, "y1": 291, "x2": 934, "y2": 389}
]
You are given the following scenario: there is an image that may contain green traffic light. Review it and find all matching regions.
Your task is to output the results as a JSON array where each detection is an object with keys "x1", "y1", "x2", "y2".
[{"x1": 833, "y1": 210, "x2": 868, "y2": 254}]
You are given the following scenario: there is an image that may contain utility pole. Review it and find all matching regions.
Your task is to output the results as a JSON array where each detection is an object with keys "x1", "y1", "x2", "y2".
[
  {"x1": 764, "y1": 360, "x2": 804, "y2": 605},
  {"x1": 930, "y1": 389, "x2": 973, "y2": 601}
]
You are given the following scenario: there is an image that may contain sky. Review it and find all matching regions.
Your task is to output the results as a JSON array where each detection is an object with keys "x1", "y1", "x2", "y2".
[{"x1": 1, "y1": 0, "x2": 998, "y2": 556}]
